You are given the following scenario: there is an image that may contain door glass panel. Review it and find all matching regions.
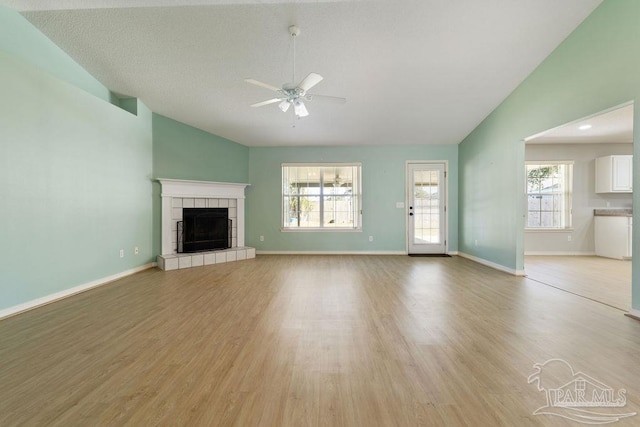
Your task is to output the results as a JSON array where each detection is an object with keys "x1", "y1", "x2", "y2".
[{"x1": 413, "y1": 170, "x2": 440, "y2": 244}]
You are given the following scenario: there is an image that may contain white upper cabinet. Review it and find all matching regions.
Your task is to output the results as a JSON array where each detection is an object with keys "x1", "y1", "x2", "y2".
[{"x1": 595, "y1": 155, "x2": 633, "y2": 193}]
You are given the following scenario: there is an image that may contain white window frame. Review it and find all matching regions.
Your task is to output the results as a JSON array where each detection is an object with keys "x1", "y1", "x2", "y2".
[
  {"x1": 282, "y1": 163, "x2": 362, "y2": 231},
  {"x1": 525, "y1": 161, "x2": 573, "y2": 230}
]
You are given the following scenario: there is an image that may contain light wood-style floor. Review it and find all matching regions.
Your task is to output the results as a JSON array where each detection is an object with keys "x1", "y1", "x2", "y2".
[
  {"x1": 1, "y1": 255, "x2": 640, "y2": 426},
  {"x1": 525, "y1": 256, "x2": 632, "y2": 311}
]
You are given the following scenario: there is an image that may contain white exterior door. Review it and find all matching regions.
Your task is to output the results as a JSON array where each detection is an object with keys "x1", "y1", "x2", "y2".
[{"x1": 407, "y1": 162, "x2": 447, "y2": 254}]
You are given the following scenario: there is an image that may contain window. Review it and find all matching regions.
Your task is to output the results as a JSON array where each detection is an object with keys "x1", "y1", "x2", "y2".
[
  {"x1": 282, "y1": 163, "x2": 362, "y2": 230},
  {"x1": 526, "y1": 162, "x2": 573, "y2": 229}
]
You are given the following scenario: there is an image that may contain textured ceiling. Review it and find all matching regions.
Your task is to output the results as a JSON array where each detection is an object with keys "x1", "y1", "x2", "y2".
[{"x1": 3, "y1": 0, "x2": 602, "y2": 147}]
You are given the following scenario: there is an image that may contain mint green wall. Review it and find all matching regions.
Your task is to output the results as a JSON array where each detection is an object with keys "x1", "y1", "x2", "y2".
[
  {"x1": 247, "y1": 145, "x2": 458, "y2": 253},
  {"x1": 0, "y1": 25, "x2": 153, "y2": 310},
  {"x1": 458, "y1": 0, "x2": 640, "y2": 307},
  {"x1": 459, "y1": 120, "x2": 525, "y2": 272},
  {"x1": 0, "y1": 5, "x2": 111, "y2": 102},
  {"x1": 151, "y1": 114, "x2": 250, "y2": 255},
  {"x1": 152, "y1": 114, "x2": 249, "y2": 182}
]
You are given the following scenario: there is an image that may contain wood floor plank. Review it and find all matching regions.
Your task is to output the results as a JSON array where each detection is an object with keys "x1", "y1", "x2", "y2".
[{"x1": 1, "y1": 255, "x2": 640, "y2": 426}]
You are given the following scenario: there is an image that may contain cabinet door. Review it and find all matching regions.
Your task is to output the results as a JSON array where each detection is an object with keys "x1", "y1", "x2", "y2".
[
  {"x1": 612, "y1": 155, "x2": 633, "y2": 192},
  {"x1": 595, "y1": 216, "x2": 630, "y2": 259}
]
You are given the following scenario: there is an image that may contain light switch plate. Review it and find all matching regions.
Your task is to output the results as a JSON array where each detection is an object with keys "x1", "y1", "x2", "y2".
[{"x1": 396, "y1": 202, "x2": 405, "y2": 209}]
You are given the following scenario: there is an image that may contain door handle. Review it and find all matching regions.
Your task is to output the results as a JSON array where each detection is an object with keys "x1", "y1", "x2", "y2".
[{"x1": 409, "y1": 212, "x2": 413, "y2": 216}]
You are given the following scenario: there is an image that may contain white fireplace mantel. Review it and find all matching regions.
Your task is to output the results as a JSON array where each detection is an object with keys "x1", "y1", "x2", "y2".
[{"x1": 157, "y1": 178, "x2": 250, "y2": 256}]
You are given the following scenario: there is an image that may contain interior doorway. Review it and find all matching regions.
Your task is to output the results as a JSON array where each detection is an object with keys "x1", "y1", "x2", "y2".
[{"x1": 523, "y1": 103, "x2": 633, "y2": 310}]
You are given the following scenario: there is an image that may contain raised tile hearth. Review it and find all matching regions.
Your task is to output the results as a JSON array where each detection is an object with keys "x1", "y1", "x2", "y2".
[
  {"x1": 157, "y1": 247, "x2": 256, "y2": 271},
  {"x1": 156, "y1": 178, "x2": 254, "y2": 271}
]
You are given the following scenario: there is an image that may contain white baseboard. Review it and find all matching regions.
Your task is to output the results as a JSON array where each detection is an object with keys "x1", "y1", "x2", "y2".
[
  {"x1": 625, "y1": 309, "x2": 640, "y2": 321},
  {"x1": 256, "y1": 250, "x2": 407, "y2": 255},
  {"x1": 0, "y1": 263, "x2": 155, "y2": 320},
  {"x1": 256, "y1": 250, "x2": 460, "y2": 256},
  {"x1": 524, "y1": 251, "x2": 596, "y2": 256},
  {"x1": 457, "y1": 252, "x2": 526, "y2": 276}
]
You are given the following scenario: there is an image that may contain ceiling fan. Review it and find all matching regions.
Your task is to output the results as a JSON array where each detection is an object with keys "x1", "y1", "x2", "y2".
[{"x1": 245, "y1": 25, "x2": 346, "y2": 119}]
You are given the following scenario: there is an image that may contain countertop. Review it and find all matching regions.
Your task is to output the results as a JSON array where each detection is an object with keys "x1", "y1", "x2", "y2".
[{"x1": 593, "y1": 208, "x2": 632, "y2": 217}]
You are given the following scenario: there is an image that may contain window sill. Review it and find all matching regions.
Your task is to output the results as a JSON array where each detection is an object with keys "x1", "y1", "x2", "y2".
[
  {"x1": 281, "y1": 228, "x2": 362, "y2": 233},
  {"x1": 525, "y1": 228, "x2": 574, "y2": 233}
]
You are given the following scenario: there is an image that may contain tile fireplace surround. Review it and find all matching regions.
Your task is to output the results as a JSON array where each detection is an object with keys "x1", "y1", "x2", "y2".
[{"x1": 156, "y1": 179, "x2": 255, "y2": 271}]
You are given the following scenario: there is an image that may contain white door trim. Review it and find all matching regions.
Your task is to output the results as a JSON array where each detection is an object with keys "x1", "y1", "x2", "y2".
[{"x1": 405, "y1": 161, "x2": 448, "y2": 254}]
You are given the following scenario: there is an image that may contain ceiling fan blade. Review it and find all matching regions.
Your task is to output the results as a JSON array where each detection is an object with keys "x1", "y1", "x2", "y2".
[
  {"x1": 251, "y1": 98, "x2": 282, "y2": 107},
  {"x1": 297, "y1": 73, "x2": 323, "y2": 92},
  {"x1": 305, "y1": 94, "x2": 347, "y2": 104},
  {"x1": 245, "y1": 78, "x2": 281, "y2": 92}
]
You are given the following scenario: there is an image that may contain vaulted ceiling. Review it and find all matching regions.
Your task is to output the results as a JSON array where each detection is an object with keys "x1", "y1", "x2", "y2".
[{"x1": 2, "y1": 0, "x2": 603, "y2": 146}]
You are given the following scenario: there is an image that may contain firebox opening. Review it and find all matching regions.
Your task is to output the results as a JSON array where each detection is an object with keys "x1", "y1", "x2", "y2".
[{"x1": 177, "y1": 208, "x2": 231, "y2": 253}]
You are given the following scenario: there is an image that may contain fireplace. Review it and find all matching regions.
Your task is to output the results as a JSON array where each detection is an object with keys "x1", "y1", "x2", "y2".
[
  {"x1": 178, "y1": 208, "x2": 231, "y2": 253},
  {"x1": 156, "y1": 179, "x2": 254, "y2": 271}
]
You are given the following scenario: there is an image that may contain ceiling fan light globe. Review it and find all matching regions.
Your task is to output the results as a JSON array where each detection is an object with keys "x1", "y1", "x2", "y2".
[
  {"x1": 294, "y1": 100, "x2": 309, "y2": 117},
  {"x1": 279, "y1": 100, "x2": 290, "y2": 112}
]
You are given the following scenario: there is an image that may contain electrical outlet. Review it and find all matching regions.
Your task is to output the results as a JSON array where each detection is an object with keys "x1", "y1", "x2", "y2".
[
  {"x1": 260, "y1": 235, "x2": 264, "y2": 242},
  {"x1": 119, "y1": 249, "x2": 124, "y2": 258},
  {"x1": 369, "y1": 236, "x2": 374, "y2": 242},
  {"x1": 567, "y1": 235, "x2": 572, "y2": 242},
  {"x1": 475, "y1": 240, "x2": 478, "y2": 246},
  {"x1": 134, "y1": 246, "x2": 139, "y2": 255}
]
